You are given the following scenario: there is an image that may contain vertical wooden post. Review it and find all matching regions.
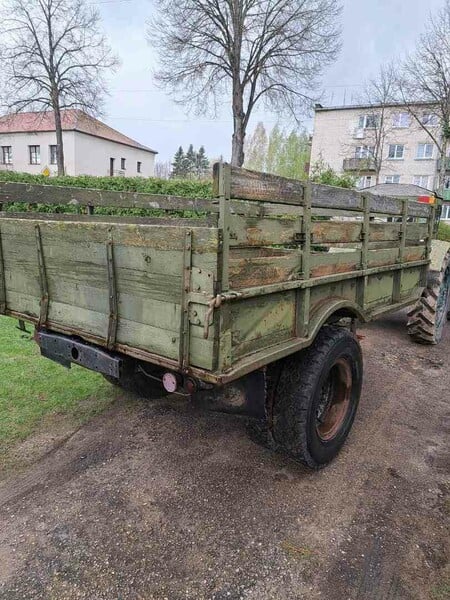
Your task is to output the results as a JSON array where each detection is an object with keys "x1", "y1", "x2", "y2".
[
  {"x1": 393, "y1": 199, "x2": 408, "y2": 302},
  {"x1": 0, "y1": 227, "x2": 5, "y2": 314},
  {"x1": 179, "y1": 229, "x2": 193, "y2": 371},
  {"x1": 214, "y1": 162, "x2": 232, "y2": 370},
  {"x1": 106, "y1": 232, "x2": 118, "y2": 350},
  {"x1": 217, "y1": 162, "x2": 231, "y2": 292},
  {"x1": 35, "y1": 224, "x2": 49, "y2": 327},
  {"x1": 357, "y1": 194, "x2": 370, "y2": 309},
  {"x1": 296, "y1": 182, "x2": 311, "y2": 338}
]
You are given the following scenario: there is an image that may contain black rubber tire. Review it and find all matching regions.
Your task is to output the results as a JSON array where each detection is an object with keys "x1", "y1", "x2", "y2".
[
  {"x1": 271, "y1": 325, "x2": 363, "y2": 470},
  {"x1": 407, "y1": 249, "x2": 450, "y2": 345},
  {"x1": 103, "y1": 360, "x2": 168, "y2": 400}
]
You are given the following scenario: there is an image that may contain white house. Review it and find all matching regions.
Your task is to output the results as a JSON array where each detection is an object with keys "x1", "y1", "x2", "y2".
[{"x1": 0, "y1": 110, "x2": 157, "y2": 177}]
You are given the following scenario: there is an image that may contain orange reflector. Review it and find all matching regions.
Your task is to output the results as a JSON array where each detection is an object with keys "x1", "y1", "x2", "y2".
[{"x1": 418, "y1": 195, "x2": 435, "y2": 204}]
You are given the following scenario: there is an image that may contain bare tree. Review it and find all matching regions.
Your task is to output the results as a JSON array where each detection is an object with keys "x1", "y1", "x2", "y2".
[
  {"x1": 148, "y1": 0, "x2": 341, "y2": 167},
  {"x1": 398, "y1": 0, "x2": 450, "y2": 188},
  {"x1": 351, "y1": 64, "x2": 398, "y2": 185},
  {"x1": 0, "y1": 0, "x2": 119, "y2": 175}
]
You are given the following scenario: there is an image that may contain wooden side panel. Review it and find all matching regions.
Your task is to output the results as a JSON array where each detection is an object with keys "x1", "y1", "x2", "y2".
[
  {"x1": 229, "y1": 252, "x2": 301, "y2": 289},
  {"x1": 1, "y1": 218, "x2": 218, "y2": 369},
  {"x1": 230, "y1": 291, "x2": 296, "y2": 359},
  {"x1": 229, "y1": 214, "x2": 301, "y2": 246},
  {"x1": 0, "y1": 181, "x2": 216, "y2": 213},
  {"x1": 312, "y1": 221, "x2": 362, "y2": 244},
  {"x1": 365, "y1": 272, "x2": 395, "y2": 307},
  {"x1": 224, "y1": 165, "x2": 305, "y2": 204}
]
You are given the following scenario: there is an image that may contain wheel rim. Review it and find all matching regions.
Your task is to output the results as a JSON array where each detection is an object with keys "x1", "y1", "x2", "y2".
[{"x1": 316, "y1": 358, "x2": 352, "y2": 441}]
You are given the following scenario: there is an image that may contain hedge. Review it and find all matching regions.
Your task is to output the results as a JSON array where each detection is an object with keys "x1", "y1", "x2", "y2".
[
  {"x1": 0, "y1": 170, "x2": 213, "y2": 197},
  {"x1": 0, "y1": 171, "x2": 213, "y2": 217}
]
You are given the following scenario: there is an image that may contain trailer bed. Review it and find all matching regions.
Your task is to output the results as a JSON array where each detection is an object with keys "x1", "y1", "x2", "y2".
[{"x1": 0, "y1": 164, "x2": 436, "y2": 384}]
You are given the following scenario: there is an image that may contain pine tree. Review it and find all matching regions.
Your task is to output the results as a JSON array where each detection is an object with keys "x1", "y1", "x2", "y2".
[
  {"x1": 171, "y1": 146, "x2": 185, "y2": 178},
  {"x1": 196, "y1": 146, "x2": 209, "y2": 178},
  {"x1": 184, "y1": 144, "x2": 196, "y2": 179}
]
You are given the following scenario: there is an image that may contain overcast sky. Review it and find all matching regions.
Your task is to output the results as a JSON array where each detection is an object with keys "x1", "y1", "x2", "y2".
[{"x1": 99, "y1": 0, "x2": 445, "y2": 163}]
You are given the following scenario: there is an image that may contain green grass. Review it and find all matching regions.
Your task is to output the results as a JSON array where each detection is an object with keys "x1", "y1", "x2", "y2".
[
  {"x1": 0, "y1": 316, "x2": 116, "y2": 454},
  {"x1": 438, "y1": 221, "x2": 450, "y2": 242}
]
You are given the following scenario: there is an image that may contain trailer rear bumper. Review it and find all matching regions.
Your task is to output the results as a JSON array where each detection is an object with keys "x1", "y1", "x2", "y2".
[{"x1": 37, "y1": 330, "x2": 122, "y2": 379}]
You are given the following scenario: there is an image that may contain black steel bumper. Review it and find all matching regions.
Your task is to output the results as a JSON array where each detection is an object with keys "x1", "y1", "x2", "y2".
[{"x1": 37, "y1": 330, "x2": 122, "y2": 378}]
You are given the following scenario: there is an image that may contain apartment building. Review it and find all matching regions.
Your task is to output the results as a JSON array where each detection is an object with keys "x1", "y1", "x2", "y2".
[
  {"x1": 0, "y1": 110, "x2": 157, "y2": 177},
  {"x1": 310, "y1": 102, "x2": 443, "y2": 192}
]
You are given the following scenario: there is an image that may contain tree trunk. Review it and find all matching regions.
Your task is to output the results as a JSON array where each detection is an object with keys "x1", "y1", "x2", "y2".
[
  {"x1": 438, "y1": 138, "x2": 448, "y2": 190},
  {"x1": 231, "y1": 80, "x2": 245, "y2": 167},
  {"x1": 52, "y1": 102, "x2": 65, "y2": 176}
]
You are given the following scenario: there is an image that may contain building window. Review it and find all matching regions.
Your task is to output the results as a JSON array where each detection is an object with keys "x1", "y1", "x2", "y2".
[
  {"x1": 416, "y1": 143, "x2": 433, "y2": 159},
  {"x1": 413, "y1": 175, "x2": 430, "y2": 188},
  {"x1": 137, "y1": 161, "x2": 142, "y2": 173},
  {"x1": 1, "y1": 146, "x2": 12, "y2": 164},
  {"x1": 29, "y1": 145, "x2": 40, "y2": 164},
  {"x1": 385, "y1": 175, "x2": 401, "y2": 184},
  {"x1": 358, "y1": 114, "x2": 378, "y2": 129},
  {"x1": 421, "y1": 113, "x2": 439, "y2": 126},
  {"x1": 392, "y1": 112, "x2": 410, "y2": 128},
  {"x1": 357, "y1": 175, "x2": 373, "y2": 189},
  {"x1": 355, "y1": 145, "x2": 374, "y2": 159},
  {"x1": 49, "y1": 145, "x2": 58, "y2": 165},
  {"x1": 441, "y1": 204, "x2": 450, "y2": 220},
  {"x1": 121, "y1": 157, "x2": 126, "y2": 170},
  {"x1": 388, "y1": 144, "x2": 405, "y2": 159}
]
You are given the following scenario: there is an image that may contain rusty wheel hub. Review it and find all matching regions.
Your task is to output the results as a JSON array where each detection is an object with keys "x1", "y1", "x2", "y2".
[{"x1": 316, "y1": 358, "x2": 352, "y2": 441}]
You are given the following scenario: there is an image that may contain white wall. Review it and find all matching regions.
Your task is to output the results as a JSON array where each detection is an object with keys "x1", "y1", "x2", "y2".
[
  {"x1": 0, "y1": 129, "x2": 155, "y2": 177},
  {"x1": 310, "y1": 107, "x2": 439, "y2": 189},
  {"x1": 0, "y1": 130, "x2": 75, "y2": 175},
  {"x1": 73, "y1": 132, "x2": 155, "y2": 177}
]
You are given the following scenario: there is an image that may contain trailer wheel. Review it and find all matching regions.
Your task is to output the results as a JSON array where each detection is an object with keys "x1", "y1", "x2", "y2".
[
  {"x1": 407, "y1": 249, "x2": 450, "y2": 345},
  {"x1": 103, "y1": 360, "x2": 168, "y2": 400},
  {"x1": 271, "y1": 326, "x2": 363, "y2": 469}
]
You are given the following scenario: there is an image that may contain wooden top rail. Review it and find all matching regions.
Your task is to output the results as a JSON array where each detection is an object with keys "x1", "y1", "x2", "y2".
[
  {"x1": 0, "y1": 181, "x2": 217, "y2": 213},
  {"x1": 212, "y1": 163, "x2": 433, "y2": 218}
]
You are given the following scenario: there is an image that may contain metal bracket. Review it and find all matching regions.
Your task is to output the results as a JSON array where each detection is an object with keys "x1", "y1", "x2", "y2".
[
  {"x1": 179, "y1": 230, "x2": 193, "y2": 371},
  {"x1": 106, "y1": 232, "x2": 118, "y2": 350},
  {"x1": 35, "y1": 224, "x2": 49, "y2": 327}
]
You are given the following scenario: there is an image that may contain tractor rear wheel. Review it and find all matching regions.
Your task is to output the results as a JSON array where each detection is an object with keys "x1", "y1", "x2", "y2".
[{"x1": 407, "y1": 249, "x2": 450, "y2": 345}]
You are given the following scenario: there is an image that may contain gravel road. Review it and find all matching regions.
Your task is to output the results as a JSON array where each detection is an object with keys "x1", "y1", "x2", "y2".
[{"x1": 0, "y1": 312, "x2": 448, "y2": 600}]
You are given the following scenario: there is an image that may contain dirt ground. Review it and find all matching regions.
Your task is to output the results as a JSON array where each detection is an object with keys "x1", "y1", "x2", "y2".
[{"x1": 0, "y1": 312, "x2": 448, "y2": 600}]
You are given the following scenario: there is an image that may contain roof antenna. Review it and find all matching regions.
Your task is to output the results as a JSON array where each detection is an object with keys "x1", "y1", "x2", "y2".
[{"x1": 343, "y1": 88, "x2": 347, "y2": 106}]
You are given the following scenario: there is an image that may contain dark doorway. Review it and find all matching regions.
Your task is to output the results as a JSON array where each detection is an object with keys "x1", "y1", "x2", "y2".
[{"x1": 109, "y1": 157, "x2": 115, "y2": 176}]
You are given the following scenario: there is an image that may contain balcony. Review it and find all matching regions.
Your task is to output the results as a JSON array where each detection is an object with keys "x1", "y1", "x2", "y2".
[
  {"x1": 343, "y1": 157, "x2": 376, "y2": 172},
  {"x1": 437, "y1": 158, "x2": 450, "y2": 172}
]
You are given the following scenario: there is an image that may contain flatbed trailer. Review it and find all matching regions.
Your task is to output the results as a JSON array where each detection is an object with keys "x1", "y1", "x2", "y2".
[{"x1": 1, "y1": 164, "x2": 448, "y2": 468}]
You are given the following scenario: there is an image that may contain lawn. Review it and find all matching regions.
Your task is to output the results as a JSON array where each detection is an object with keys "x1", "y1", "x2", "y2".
[{"x1": 0, "y1": 316, "x2": 117, "y2": 455}]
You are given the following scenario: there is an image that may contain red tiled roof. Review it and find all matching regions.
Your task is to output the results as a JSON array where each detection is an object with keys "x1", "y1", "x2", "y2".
[{"x1": 0, "y1": 109, "x2": 157, "y2": 154}]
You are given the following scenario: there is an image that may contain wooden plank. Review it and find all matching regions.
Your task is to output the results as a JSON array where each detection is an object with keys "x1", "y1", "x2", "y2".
[
  {"x1": 311, "y1": 185, "x2": 431, "y2": 217},
  {"x1": 312, "y1": 220, "x2": 362, "y2": 244},
  {"x1": 0, "y1": 218, "x2": 219, "y2": 253},
  {"x1": 229, "y1": 253, "x2": 301, "y2": 289},
  {"x1": 231, "y1": 291, "x2": 296, "y2": 359},
  {"x1": 0, "y1": 211, "x2": 217, "y2": 227},
  {"x1": 0, "y1": 181, "x2": 216, "y2": 213},
  {"x1": 217, "y1": 164, "x2": 305, "y2": 205},
  {"x1": 310, "y1": 250, "x2": 360, "y2": 278},
  {"x1": 229, "y1": 214, "x2": 301, "y2": 246}
]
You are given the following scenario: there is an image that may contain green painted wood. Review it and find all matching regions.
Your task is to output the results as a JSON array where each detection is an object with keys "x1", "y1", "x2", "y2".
[
  {"x1": 0, "y1": 181, "x2": 217, "y2": 213},
  {"x1": 230, "y1": 291, "x2": 296, "y2": 359},
  {"x1": 229, "y1": 253, "x2": 301, "y2": 289},
  {"x1": 229, "y1": 214, "x2": 301, "y2": 247}
]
